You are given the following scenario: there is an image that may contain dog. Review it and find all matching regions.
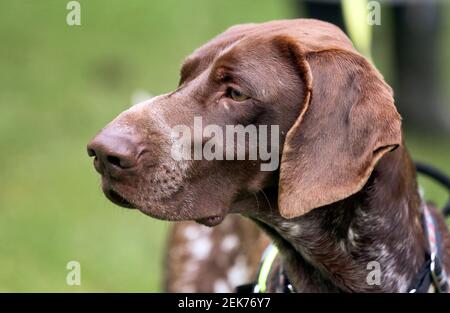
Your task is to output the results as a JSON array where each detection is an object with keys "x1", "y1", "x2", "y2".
[{"x1": 87, "y1": 19, "x2": 450, "y2": 292}]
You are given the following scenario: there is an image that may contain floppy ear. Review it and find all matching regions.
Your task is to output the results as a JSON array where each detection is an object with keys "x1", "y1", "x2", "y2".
[{"x1": 277, "y1": 40, "x2": 402, "y2": 219}]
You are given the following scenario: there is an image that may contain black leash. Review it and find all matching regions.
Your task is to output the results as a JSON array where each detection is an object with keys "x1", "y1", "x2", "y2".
[
  {"x1": 415, "y1": 161, "x2": 450, "y2": 217},
  {"x1": 410, "y1": 161, "x2": 450, "y2": 293}
]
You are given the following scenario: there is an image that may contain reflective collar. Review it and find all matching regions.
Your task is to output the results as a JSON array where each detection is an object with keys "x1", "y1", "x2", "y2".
[
  {"x1": 253, "y1": 244, "x2": 294, "y2": 293},
  {"x1": 253, "y1": 244, "x2": 278, "y2": 293}
]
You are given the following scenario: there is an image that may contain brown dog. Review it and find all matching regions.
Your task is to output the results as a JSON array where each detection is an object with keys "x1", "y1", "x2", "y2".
[{"x1": 87, "y1": 19, "x2": 450, "y2": 292}]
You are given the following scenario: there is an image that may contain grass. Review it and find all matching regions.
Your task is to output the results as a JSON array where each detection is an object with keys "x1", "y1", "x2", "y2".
[{"x1": 0, "y1": 0, "x2": 448, "y2": 291}]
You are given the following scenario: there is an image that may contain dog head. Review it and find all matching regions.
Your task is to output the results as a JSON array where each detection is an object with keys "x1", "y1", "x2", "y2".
[{"x1": 87, "y1": 19, "x2": 401, "y2": 226}]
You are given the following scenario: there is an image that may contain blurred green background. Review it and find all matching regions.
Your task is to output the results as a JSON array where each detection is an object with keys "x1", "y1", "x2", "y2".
[{"x1": 0, "y1": 0, "x2": 449, "y2": 292}]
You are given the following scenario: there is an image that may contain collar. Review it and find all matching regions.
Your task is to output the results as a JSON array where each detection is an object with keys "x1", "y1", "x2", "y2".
[{"x1": 252, "y1": 244, "x2": 294, "y2": 293}]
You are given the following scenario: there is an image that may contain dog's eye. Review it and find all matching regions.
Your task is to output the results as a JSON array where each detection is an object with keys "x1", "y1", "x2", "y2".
[{"x1": 227, "y1": 88, "x2": 249, "y2": 102}]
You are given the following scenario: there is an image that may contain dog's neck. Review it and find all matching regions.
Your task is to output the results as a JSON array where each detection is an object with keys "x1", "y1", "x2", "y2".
[{"x1": 235, "y1": 147, "x2": 428, "y2": 292}]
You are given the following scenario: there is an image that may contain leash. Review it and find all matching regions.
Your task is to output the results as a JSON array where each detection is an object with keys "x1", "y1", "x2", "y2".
[
  {"x1": 415, "y1": 161, "x2": 450, "y2": 217},
  {"x1": 238, "y1": 162, "x2": 450, "y2": 293},
  {"x1": 408, "y1": 202, "x2": 449, "y2": 293},
  {"x1": 408, "y1": 162, "x2": 450, "y2": 292}
]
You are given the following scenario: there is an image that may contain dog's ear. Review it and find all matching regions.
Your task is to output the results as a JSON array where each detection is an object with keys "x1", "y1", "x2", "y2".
[{"x1": 276, "y1": 38, "x2": 402, "y2": 219}]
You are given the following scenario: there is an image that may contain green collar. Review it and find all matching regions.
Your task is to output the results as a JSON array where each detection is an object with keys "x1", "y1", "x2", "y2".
[{"x1": 254, "y1": 244, "x2": 279, "y2": 293}]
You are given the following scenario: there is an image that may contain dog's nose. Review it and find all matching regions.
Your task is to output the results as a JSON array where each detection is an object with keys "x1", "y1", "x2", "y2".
[{"x1": 87, "y1": 129, "x2": 140, "y2": 174}]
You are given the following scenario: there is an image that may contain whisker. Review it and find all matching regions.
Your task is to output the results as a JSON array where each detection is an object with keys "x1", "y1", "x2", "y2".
[
  {"x1": 258, "y1": 188, "x2": 274, "y2": 215},
  {"x1": 252, "y1": 191, "x2": 260, "y2": 212}
]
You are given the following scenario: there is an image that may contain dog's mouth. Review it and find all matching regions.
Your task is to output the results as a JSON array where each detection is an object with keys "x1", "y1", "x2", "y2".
[
  {"x1": 104, "y1": 188, "x2": 135, "y2": 209},
  {"x1": 101, "y1": 180, "x2": 227, "y2": 226},
  {"x1": 195, "y1": 215, "x2": 225, "y2": 227}
]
